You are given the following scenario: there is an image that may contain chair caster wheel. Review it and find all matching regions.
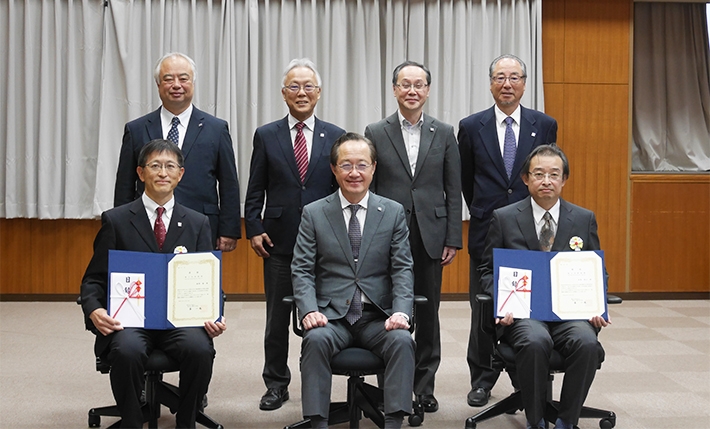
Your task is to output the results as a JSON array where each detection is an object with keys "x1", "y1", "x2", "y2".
[
  {"x1": 88, "y1": 411, "x2": 100, "y2": 427},
  {"x1": 465, "y1": 417, "x2": 477, "y2": 428},
  {"x1": 600, "y1": 414, "x2": 616, "y2": 428},
  {"x1": 408, "y1": 412, "x2": 423, "y2": 427}
]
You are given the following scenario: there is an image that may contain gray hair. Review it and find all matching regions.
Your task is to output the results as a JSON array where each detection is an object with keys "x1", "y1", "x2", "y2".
[
  {"x1": 282, "y1": 58, "x2": 322, "y2": 87},
  {"x1": 153, "y1": 52, "x2": 197, "y2": 84},
  {"x1": 489, "y1": 54, "x2": 527, "y2": 78}
]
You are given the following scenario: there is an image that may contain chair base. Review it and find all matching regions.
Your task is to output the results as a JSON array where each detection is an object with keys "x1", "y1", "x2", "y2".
[{"x1": 87, "y1": 372, "x2": 222, "y2": 429}]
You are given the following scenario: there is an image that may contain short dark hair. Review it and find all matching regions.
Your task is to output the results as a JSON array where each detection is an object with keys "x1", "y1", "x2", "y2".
[
  {"x1": 138, "y1": 139, "x2": 185, "y2": 167},
  {"x1": 392, "y1": 60, "x2": 432, "y2": 86},
  {"x1": 521, "y1": 144, "x2": 569, "y2": 179},
  {"x1": 330, "y1": 132, "x2": 377, "y2": 165}
]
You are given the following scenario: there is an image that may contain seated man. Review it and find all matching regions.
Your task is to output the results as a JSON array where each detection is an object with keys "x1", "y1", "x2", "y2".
[
  {"x1": 80, "y1": 139, "x2": 227, "y2": 428},
  {"x1": 291, "y1": 132, "x2": 416, "y2": 429},
  {"x1": 479, "y1": 144, "x2": 609, "y2": 429}
]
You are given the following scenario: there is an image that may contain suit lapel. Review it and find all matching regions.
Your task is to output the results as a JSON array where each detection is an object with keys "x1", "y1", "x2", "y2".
[
  {"x1": 275, "y1": 117, "x2": 303, "y2": 183},
  {"x1": 413, "y1": 115, "x2": 435, "y2": 181},
  {"x1": 306, "y1": 118, "x2": 328, "y2": 184},
  {"x1": 552, "y1": 199, "x2": 574, "y2": 252},
  {"x1": 514, "y1": 107, "x2": 539, "y2": 179},
  {"x1": 358, "y1": 194, "x2": 386, "y2": 273},
  {"x1": 145, "y1": 109, "x2": 164, "y2": 141},
  {"x1": 129, "y1": 199, "x2": 160, "y2": 252},
  {"x1": 515, "y1": 197, "x2": 541, "y2": 250},
  {"x1": 479, "y1": 107, "x2": 508, "y2": 181},
  {"x1": 181, "y1": 108, "x2": 204, "y2": 159},
  {"x1": 322, "y1": 195, "x2": 357, "y2": 272},
  {"x1": 162, "y1": 204, "x2": 188, "y2": 253},
  {"x1": 383, "y1": 113, "x2": 413, "y2": 178}
]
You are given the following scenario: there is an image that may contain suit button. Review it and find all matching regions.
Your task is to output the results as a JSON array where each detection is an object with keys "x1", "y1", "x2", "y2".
[
  {"x1": 406, "y1": 209, "x2": 411, "y2": 214},
  {"x1": 302, "y1": 185, "x2": 306, "y2": 190},
  {"x1": 507, "y1": 189, "x2": 513, "y2": 194},
  {"x1": 346, "y1": 299, "x2": 351, "y2": 305}
]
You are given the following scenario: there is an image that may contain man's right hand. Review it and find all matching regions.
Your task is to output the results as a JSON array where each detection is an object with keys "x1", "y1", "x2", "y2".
[
  {"x1": 89, "y1": 308, "x2": 123, "y2": 336},
  {"x1": 250, "y1": 233, "x2": 273, "y2": 258},
  {"x1": 302, "y1": 311, "x2": 328, "y2": 330}
]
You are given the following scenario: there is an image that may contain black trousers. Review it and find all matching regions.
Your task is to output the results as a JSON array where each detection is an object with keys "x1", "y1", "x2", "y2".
[{"x1": 262, "y1": 253, "x2": 294, "y2": 390}]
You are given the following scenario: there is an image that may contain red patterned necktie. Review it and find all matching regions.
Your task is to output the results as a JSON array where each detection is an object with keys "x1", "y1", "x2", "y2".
[
  {"x1": 294, "y1": 122, "x2": 309, "y2": 183},
  {"x1": 154, "y1": 207, "x2": 166, "y2": 250}
]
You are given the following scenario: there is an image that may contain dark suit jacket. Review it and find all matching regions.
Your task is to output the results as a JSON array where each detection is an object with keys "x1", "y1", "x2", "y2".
[
  {"x1": 114, "y1": 107, "x2": 241, "y2": 241},
  {"x1": 458, "y1": 106, "x2": 557, "y2": 259},
  {"x1": 365, "y1": 112, "x2": 462, "y2": 260},
  {"x1": 244, "y1": 116, "x2": 344, "y2": 255},
  {"x1": 80, "y1": 198, "x2": 213, "y2": 356},
  {"x1": 291, "y1": 192, "x2": 414, "y2": 321},
  {"x1": 478, "y1": 196, "x2": 603, "y2": 297}
]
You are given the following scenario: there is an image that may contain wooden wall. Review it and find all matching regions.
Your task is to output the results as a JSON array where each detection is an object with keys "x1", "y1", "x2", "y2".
[{"x1": 2, "y1": 0, "x2": 708, "y2": 297}]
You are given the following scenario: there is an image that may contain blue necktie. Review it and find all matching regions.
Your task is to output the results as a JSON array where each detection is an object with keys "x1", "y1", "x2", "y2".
[
  {"x1": 345, "y1": 204, "x2": 363, "y2": 324},
  {"x1": 503, "y1": 117, "x2": 516, "y2": 178},
  {"x1": 167, "y1": 116, "x2": 180, "y2": 145}
]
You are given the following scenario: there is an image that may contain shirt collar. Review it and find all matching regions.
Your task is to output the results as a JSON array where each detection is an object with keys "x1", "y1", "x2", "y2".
[
  {"x1": 142, "y1": 193, "x2": 176, "y2": 214},
  {"x1": 530, "y1": 197, "x2": 560, "y2": 225},
  {"x1": 397, "y1": 110, "x2": 423, "y2": 129},
  {"x1": 161, "y1": 104, "x2": 193, "y2": 128},
  {"x1": 288, "y1": 114, "x2": 315, "y2": 131},
  {"x1": 337, "y1": 190, "x2": 370, "y2": 210},
  {"x1": 494, "y1": 104, "x2": 521, "y2": 127}
]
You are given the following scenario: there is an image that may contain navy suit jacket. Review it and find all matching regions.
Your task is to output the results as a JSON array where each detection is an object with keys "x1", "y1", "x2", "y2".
[
  {"x1": 114, "y1": 107, "x2": 241, "y2": 241},
  {"x1": 80, "y1": 198, "x2": 213, "y2": 356},
  {"x1": 478, "y1": 197, "x2": 605, "y2": 297},
  {"x1": 244, "y1": 116, "x2": 344, "y2": 256},
  {"x1": 458, "y1": 105, "x2": 557, "y2": 259}
]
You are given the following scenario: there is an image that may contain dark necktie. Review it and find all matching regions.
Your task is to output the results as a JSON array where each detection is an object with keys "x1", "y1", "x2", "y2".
[
  {"x1": 345, "y1": 204, "x2": 362, "y2": 325},
  {"x1": 294, "y1": 122, "x2": 308, "y2": 183},
  {"x1": 539, "y1": 211, "x2": 554, "y2": 252},
  {"x1": 154, "y1": 207, "x2": 166, "y2": 250},
  {"x1": 167, "y1": 116, "x2": 180, "y2": 145},
  {"x1": 503, "y1": 117, "x2": 516, "y2": 178}
]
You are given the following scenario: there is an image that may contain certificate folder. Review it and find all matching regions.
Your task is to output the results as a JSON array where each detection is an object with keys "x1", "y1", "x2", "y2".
[
  {"x1": 493, "y1": 249, "x2": 608, "y2": 322},
  {"x1": 108, "y1": 250, "x2": 222, "y2": 329}
]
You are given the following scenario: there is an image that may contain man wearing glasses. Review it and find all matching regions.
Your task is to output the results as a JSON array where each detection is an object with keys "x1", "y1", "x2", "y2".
[
  {"x1": 457, "y1": 54, "x2": 558, "y2": 408},
  {"x1": 364, "y1": 60, "x2": 462, "y2": 413},
  {"x1": 245, "y1": 58, "x2": 344, "y2": 411}
]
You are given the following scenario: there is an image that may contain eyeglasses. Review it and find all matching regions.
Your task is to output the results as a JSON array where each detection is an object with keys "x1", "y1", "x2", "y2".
[
  {"x1": 528, "y1": 171, "x2": 562, "y2": 182},
  {"x1": 337, "y1": 163, "x2": 372, "y2": 173},
  {"x1": 491, "y1": 74, "x2": 526, "y2": 85},
  {"x1": 284, "y1": 84, "x2": 319, "y2": 93},
  {"x1": 145, "y1": 162, "x2": 181, "y2": 173},
  {"x1": 396, "y1": 82, "x2": 428, "y2": 91}
]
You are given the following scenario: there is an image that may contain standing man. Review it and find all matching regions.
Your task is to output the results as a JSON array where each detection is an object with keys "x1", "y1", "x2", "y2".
[
  {"x1": 479, "y1": 144, "x2": 609, "y2": 429},
  {"x1": 292, "y1": 132, "x2": 415, "y2": 429},
  {"x1": 364, "y1": 61, "x2": 462, "y2": 412},
  {"x1": 458, "y1": 54, "x2": 558, "y2": 407},
  {"x1": 245, "y1": 58, "x2": 345, "y2": 411},
  {"x1": 81, "y1": 139, "x2": 227, "y2": 428},
  {"x1": 114, "y1": 52, "x2": 241, "y2": 252}
]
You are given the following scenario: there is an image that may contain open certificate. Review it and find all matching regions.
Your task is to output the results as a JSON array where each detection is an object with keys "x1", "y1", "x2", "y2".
[
  {"x1": 108, "y1": 250, "x2": 222, "y2": 329},
  {"x1": 493, "y1": 249, "x2": 608, "y2": 321}
]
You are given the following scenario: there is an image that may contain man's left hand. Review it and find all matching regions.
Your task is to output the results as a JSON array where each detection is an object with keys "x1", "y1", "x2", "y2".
[
  {"x1": 204, "y1": 316, "x2": 227, "y2": 338},
  {"x1": 440, "y1": 246, "x2": 457, "y2": 266},
  {"x1": 217, "y1": 236, "x2": 237, "y2": 252},
  {"x1": 384, "y1": 313, "x2": 410, "y2": 331},
  {"x1": 589, "y1": 315, "x2": 610, "y2": 328}
]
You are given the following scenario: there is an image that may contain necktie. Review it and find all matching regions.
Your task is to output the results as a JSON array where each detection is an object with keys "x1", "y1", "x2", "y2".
[
  {"x1": 345, "y1": 204, "x2": 363, "y2": 325},
  {"x1": 539, "y1": 211, "x2": 554, "y2": 252},
  {"x1": 503, "y1": 117, "x2": 516, "y2": 178},
  {"x1": 294, "y1": 122, "x2": 308, "y2": 183},
  {"x1": 154, "y1": 207, "x2": 166, "y2": 250},
  {"x1": 167, "y1": 116, "x2": 180, "y2": 145}
]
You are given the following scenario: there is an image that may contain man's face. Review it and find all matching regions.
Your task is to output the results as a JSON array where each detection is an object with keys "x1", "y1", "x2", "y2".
[
  {"x1": 282, "y1": 66, "x2": 321, "y2": 122},
  {"x1": 157, "y1": 56, "x2": 195, "y2": 115},
  {"x1": 137, "y1": 150, "x2": 184, "y2": 202},
  {"x1": 522, "y1": 155, "x2": 566, "y2": 209},
  {"x1": 331, "y1": 139, "x2": 376, "y2": 204},
  {"x1": 489, "y1": 58, "x2": 526, "y2": 112},
  {"x1": 393, "y1": 65, "x2": 430, "y2": 116}
]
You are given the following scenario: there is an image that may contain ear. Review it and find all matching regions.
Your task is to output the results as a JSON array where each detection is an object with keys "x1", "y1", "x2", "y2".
[{"x1": 137, "y1": 166, "x2": 146, "y2": 183}]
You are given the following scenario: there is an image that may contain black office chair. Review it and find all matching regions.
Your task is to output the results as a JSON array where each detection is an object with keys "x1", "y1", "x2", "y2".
[
  {"x1": 283, "y1": 295, "x2": 427, "y2": 429},
  {"x1": 77, "y1": 297, "x2": 223, "y2": 429},
  {"x1": 464, "y1": 294, "x2": 621, "y2": 429}
]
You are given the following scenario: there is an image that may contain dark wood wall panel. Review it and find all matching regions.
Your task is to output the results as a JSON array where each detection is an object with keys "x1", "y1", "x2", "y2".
[{"x1": 630, "y1": 176, "x2": 710, "y2": 292}]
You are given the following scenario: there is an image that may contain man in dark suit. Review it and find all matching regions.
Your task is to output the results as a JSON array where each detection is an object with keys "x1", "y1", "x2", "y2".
[
  {"x1": 81, "y1": 139, "x2": 227, "y2": 428},
  {"x1": 458, "y1": 54, "x2": 558, "y2": 407},
  {"x1": 245, "y1": 58, "x2": 345, "y2": 411},
  {"x1": 479, "y1": 144, "x2": 609, "y2": 429},
  {"x1": 291, "y1": 133, "x2": 415, "y2": 429},
  {"x1": 364, "y1": 61, "x2": 462, "y2": 412},
  {"x1": 114, "y1": 52, "x2": 241, "y2": 252}
]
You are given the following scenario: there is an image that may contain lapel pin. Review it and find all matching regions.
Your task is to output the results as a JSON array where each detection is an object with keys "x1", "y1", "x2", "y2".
[
  {"x1": 429, "y1": 127, "x2": 434, "y2": 132},
  {"x1": 569, "y1": 236, "x2": 583, "y2": 251},
  {"x1": 320, "y1": 133, "x2": 325, "y2": 137},
  {"x1": 177, "y1": 222, "x2": 183, "y2": 227},
  {"x1": 199, "y1": 123, "x2": 203, "y2": 127},
  {"x1": 531, "y1": 132, "x2": 536, "y2": 137},
  {"x1": 378, "y1": 206, "x2": 383, "y2": 211},
  {"x1": 173, "y1": 246, "x2": 188, "y2": 254}
]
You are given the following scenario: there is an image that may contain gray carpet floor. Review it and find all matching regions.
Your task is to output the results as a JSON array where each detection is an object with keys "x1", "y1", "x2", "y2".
[{"x1": 1, "y1": 300, "x2": 709, "y2": 428}]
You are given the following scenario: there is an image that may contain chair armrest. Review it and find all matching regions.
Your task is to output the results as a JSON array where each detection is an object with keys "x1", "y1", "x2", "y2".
[
  {"x1": 283, "y1": 296, "x2": 304, "y2": 337},
  {"x1": 475, "y1": 294, "x2": 496, "y2": 335},
  {"x1": 607, "y1": 294, "x2": 622, "y2": 305}
]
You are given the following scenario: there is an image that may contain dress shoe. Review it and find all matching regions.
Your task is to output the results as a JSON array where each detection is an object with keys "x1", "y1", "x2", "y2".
[
  {"x1": 259, "y1": 388, "x2": 289, "y2": 410},
  {"x1": 467, "y1": 387, "x2": 491, "y2": 407},
  {"x1": 420, "y1": 394, "x2": 439, "y2": 413}
]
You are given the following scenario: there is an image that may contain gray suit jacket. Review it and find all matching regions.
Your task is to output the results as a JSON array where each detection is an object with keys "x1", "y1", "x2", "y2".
[
  {"x1": 365, "y1": 112, "x2": 462, "y2": 259},
  {"x1": 291, "y1": 192, "x2": 414, "y2": 322},
  {"x1": 479, "y1": 197, "x2": 605, "y2": 297}
]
